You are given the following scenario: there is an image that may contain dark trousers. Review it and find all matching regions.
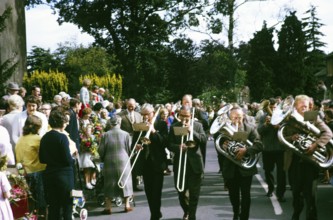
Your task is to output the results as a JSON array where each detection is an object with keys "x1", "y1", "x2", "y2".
[
  {"x1": 48, "y1": 203, "x2": 72, "y2": 220},
  {"x1": 26, "y1": 171, "x2": 46, "y2": 212},
  {"x1": 226, "y1": 171, "x2": 253, "y2": 220},
  {"x1": 200, "y1": 141, "x2": 207, "y2": 167},
  {"x1": 143, "y1": 159, "x2": 164, "y2": 220},
  {"x1": 174, "y1": 165, "x2": 202, "y2": 220},
  {"x1": 131, "y1": 152, "x2": 144, "y2": 189},
  {"x1": 289, "y1": 157, "x2": 318, "y2": 220},
  {"x1": 262, "y1": 151, "x2": 286, "y2": 197}
]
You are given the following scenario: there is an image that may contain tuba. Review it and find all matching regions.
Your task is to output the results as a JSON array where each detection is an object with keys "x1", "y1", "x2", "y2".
[
  {"x1": 214, "y1": 120, "x2": 260, "y2": 169},
  {"x1": 209, "y1": 103, "x2": 233, "y2": 135},
  {"x1": 271, "y1": 96, "x2": 333, "y2": 168}
]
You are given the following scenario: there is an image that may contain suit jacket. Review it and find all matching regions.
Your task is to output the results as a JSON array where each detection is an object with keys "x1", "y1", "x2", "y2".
[
  {"x1": 65, "y1": 108, "x2": 80, "y2": 151},
  {"x1": 118, "y1": 110, "x2": 142, "y2": 135},
  {"x1": 11, "y1": 110, "x2": 48, "y2": 145},
  {"x1": 222, "y1": 121, "x2": 263, "y2": 179},
  {"x1": 169, "y1": 121, "x2": 206, "y2": 174},
  {"x1": 194, "y1": 108, "x2": 209, "y2": 131},
  {"x1": 131, "y1": 120, "x2": 168, "y2": 173},
  {"x1": 257, "y1": 112, "x2": 285, "y2": 152}
]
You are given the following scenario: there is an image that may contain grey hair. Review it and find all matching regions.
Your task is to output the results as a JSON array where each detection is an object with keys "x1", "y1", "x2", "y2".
[
  {"x1": 7, "y1": 94, "x2": 24, "y2": 110},
  {"x1": 192, "y1": 98, "x2": 200, "y2": 105},
  {"x1": 141, "y1": 103, "x2": 154, "y2": 112}
]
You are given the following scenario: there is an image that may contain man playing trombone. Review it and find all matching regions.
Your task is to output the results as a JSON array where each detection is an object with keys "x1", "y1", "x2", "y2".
[
  {"x1": 132, "y1": 104, "x2": 168, "y2": 220},
  {"x1": 168, "y1": 106, "x2": 206, "y2": 220}
]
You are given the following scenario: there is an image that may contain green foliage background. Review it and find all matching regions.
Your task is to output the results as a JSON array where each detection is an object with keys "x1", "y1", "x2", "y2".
[{"x1": 19, "y1": 1, "x2": 331, "y2": 106}]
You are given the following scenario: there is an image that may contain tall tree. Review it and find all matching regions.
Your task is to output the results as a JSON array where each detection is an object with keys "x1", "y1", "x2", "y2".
[
  {"x1": 27, "y1": 44, "x2": 120, "y2": 95},
  {"x1": 26, "y1": 0, "x2": 207, "y2": 98},
  {"x1": 196, "y1": 41, "x2": 238, "y2": 101},
  {"x1": 27, "y1": 46, "x2": 60, "y2": 74},
  {"x1": 276, "y1": 11, "x2": 307, "y2": 96},
  {"x1": 165, "y1": 38, "x2": 199, "y2": 101},
  {"x1": 302, "y1": 5, "x2": 327, "y2": 100},
  {"x1": 246, "y1": 21, "x2": 276, "y2": 101}
]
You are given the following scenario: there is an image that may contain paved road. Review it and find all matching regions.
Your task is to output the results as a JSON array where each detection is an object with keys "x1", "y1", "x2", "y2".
[{"x1": 77, "y1": 140, "x2": 333, "y2": 220}]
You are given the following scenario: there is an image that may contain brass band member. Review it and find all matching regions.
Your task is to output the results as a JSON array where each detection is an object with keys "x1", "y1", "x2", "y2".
[
  {"x1": 222, "y1": 107, "x2": 262, "y2": 220},
  {"x1": 132, "y1": 104, "x2": 168, "y2": 220},
  {"x1": 257, "y1": 98, "x2": 286, "y2": 201},
  {"x1": 284, "y1": 95, "x2": 332, "y2": 220},
  {"x1": 168, "y1": 106, "x2": 206, "y2": 220}
]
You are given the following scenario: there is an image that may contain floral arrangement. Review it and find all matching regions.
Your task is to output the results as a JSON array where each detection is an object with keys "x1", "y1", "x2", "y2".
[
  {"x1": 80, "y1": 133, "x2": 99, "y2": 157},
  {"x1": 7, "y1": 164, "x2": 31, "y2": 204},
  {"x1": 91, "y1": 114, "x2": 104, "y2": 142}
]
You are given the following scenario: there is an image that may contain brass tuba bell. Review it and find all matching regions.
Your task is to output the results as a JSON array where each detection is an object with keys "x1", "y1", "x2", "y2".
[{"x1": 214, "y1": 121, "x2": 260, "y2": 169}]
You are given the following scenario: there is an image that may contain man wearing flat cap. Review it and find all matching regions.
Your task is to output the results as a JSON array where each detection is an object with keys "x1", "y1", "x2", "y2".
[{"x1": 1, "y1": 82, "x2": 20, "y2": 110}]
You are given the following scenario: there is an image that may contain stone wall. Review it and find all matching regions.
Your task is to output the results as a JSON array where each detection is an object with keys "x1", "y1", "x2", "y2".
[{"x1": 0, "y1": 0, "x2": 26, "y2": 85}]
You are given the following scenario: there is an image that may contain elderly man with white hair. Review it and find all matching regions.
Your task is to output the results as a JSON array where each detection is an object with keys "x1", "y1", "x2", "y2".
[
  {"x1": 132, "y1": 104, "x2": 168, "y2": 219},
  {"x1": 51, "y1": 94, "x2": 62, "y2": 108}
]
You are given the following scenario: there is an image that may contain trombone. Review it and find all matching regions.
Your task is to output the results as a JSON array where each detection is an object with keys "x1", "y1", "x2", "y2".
[
  {"x1": 118, "y1": 107, "x2": 160, "y2": 188},
  {"x1": 176, "y1": 107, "x2": 195, "y2": 192}
]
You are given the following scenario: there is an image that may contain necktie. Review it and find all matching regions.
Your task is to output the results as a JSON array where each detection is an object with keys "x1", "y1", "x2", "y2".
[{"x1": 130, "y1": 112, "x2": 135, "y2": 123}]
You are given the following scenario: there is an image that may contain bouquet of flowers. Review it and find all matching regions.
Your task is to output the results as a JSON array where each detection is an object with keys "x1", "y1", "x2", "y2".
[
  {"x1": 91, "y1": 114, "x2": 104, "y2": 142},
  {"x1": 7, "y1": 169, "x2": 30, "y2": 204},
  {"x1": 80, "y1": 134, "x2": 99, "y2": 157},
  {"x1": 7, "y1": 164, "x2": 31, "y2": 219}
]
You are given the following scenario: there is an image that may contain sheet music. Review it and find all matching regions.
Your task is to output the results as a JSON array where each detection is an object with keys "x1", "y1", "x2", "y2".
[
  {"x1": 173, "y1": 126, "x2": 188, "y2": 136},
  {"x1": 133, "y1": 122, "x2": 149, "y2": 131}
]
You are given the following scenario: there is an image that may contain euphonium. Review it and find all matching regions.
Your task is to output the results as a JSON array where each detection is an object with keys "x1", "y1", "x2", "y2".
[
  {"x1": 214, "y1": 122, "x2": 260, "y2": 169},
  {"x1": 271, "y1": 96, "x2": 333, "y2": 168},
  {"x1": 277, "y1": 112, "x2": 333, "y2": 168}
]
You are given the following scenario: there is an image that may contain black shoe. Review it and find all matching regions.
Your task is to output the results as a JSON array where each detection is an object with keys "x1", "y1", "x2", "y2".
[
  {"x1": 266, "y1": 192, "x2": 273, "y2": 197},
  {"x1": 277, "y1": 196, "x2": 286, "y2": 202}
]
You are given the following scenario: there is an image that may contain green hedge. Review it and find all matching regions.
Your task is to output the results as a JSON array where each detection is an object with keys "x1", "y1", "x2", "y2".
[{"x1": 24, "y1": 71, "x2": 123, "y2": 102}]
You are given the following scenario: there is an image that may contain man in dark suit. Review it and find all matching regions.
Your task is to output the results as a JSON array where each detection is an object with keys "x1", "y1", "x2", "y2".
[
  {"x1": 118, "y1": 98, "x2": 142, "y2": 136},
  {"x1": 65, "y1": 98, "x2": 81, "y2": 152},
  {"x1": 65, "y1": 98, "x2": 82, "y2": 189},
  {"x1": 181, "y1": 95, "x2": 209, "y2": 167},
  {"x1": 132, "y1": 104, "x2": 168, "y2": 220},
  {"x1": 169, "y1": 106, "x2": 206, "y2": 220},
  {"x1": 117, "y1": 98, "x2": 143, "y2": 191},
  {"x1": 257, "y1": 98, "x2": 286, "y2": 202},
  {"x1": 220, "y1": 106, "x2": 262, "y2": 220},
  {"x1": 283, "y1": 95, "x2": 332, "y2": 220}
]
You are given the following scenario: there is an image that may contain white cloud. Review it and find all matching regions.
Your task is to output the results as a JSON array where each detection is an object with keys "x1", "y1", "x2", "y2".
[
  {"x1": 25, "y1": 5, "x2": 94, "y2": 52},
  {"x1": 25, "y1": 1, "x2": 333, "y2": 53}
]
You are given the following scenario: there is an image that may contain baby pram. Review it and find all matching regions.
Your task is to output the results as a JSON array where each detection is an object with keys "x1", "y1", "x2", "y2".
[
  {"x1": 72, "y1": 157, "x2": 87, "y2": 220},
  {"x1": 94, "y1": 161, "x2": 135, "y2": 207}
]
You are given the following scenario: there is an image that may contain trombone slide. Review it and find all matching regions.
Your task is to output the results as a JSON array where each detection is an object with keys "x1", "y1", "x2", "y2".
[
  {"x1": 118, "y1": 131, "x2": 143, "y2": 189},
  {"x1": 176, "y1": 135, "x2": 187, "y2": 192}
]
